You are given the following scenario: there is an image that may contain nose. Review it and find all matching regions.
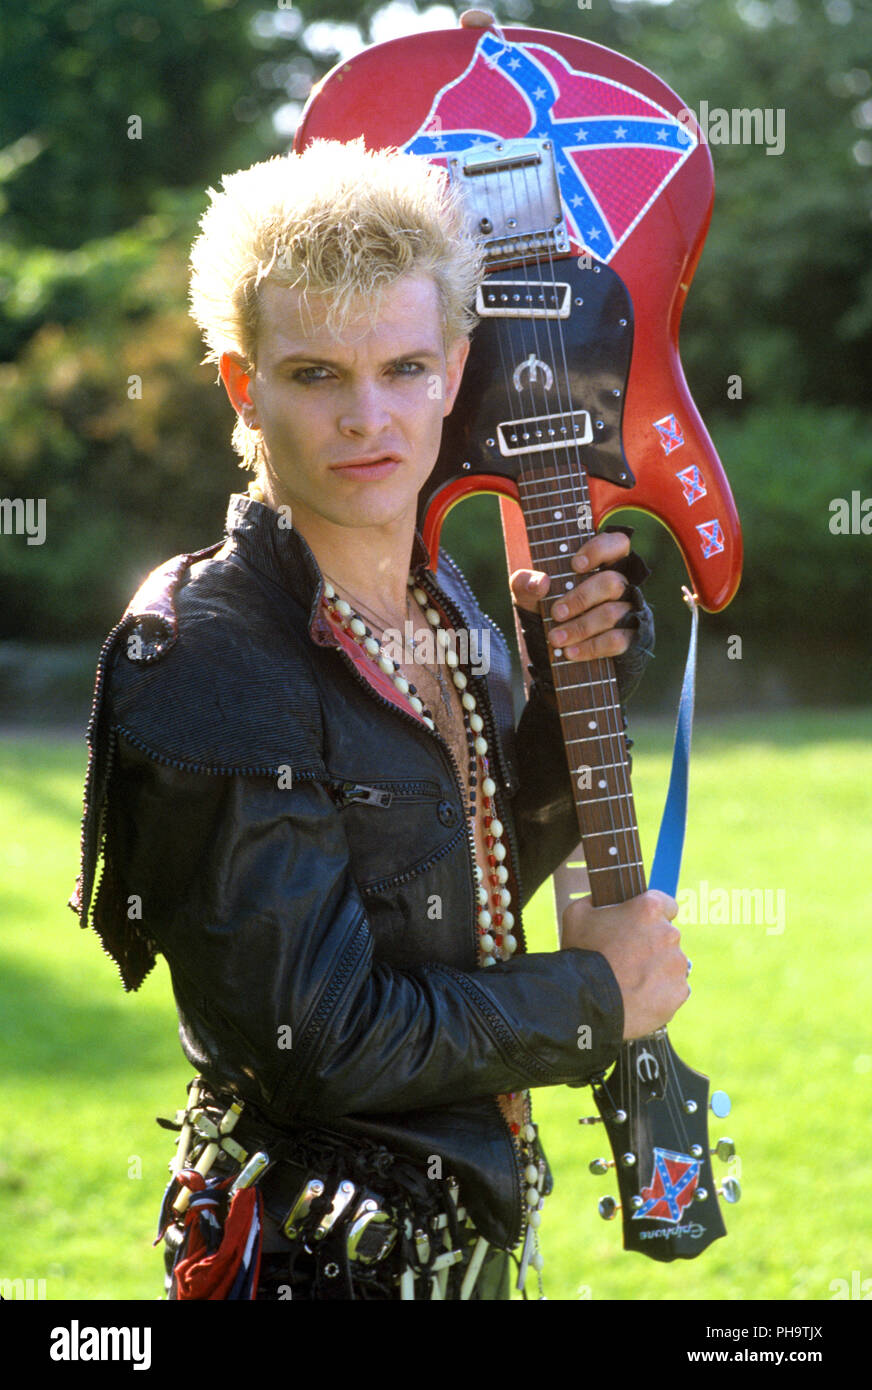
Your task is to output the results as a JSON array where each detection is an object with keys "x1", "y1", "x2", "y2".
[{"x1": 337, "y1": 380, "x2": 393, "y2": 438}]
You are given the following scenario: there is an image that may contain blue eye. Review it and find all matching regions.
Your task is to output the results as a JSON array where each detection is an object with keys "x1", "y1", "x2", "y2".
[{"x1": 293, "y1": 367, "x2": 332, "y2": 384}]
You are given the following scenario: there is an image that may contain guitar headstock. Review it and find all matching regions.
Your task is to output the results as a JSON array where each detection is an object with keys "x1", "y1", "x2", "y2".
[{"x1": 582, "y1": 1032, "x2": 740, "y2": 1261}]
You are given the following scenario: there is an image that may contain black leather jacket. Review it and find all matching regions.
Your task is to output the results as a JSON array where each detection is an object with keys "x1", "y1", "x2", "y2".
[{"x1": 70, "y1": 493, "x2": 654, "y2": 1250}]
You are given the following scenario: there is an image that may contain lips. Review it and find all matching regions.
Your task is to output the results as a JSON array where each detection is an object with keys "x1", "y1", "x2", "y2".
[{"x1": 329, "y1": 454, "x2": 401, "y2": 470}]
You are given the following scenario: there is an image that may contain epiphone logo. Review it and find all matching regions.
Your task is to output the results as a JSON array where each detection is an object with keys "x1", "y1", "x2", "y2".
[
  {"x1": 639, "y1": 1223, "x2": 705, "y2": 1241},
  {"x1": 512, "y1": 354, "x2": 553, "y2": 391}
]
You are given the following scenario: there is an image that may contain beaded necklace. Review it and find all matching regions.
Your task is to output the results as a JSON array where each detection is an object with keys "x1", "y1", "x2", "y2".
[{"x1": 320, "y1": 568, "x2": 547, "y2": 1287}]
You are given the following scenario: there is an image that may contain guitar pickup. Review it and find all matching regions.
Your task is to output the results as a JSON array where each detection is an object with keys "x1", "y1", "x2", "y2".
[
  {"x1": 476, "y1": 280, "x2": 570, "y2": 320},
  {"x1": 448, "y1": 138, "x2": 570, "y2": 267},
  {"x1": 497, "y1": 410, "x2": 594, "y2": 457}
]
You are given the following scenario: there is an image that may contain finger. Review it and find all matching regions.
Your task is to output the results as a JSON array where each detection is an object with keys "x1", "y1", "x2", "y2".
[
  {"x1": 459, "y1": 9, "x2": 496, "y2": 26},
  {"x1": 573, "y1": 530, "x2": 632, "y2": 573},
  {"x1": 559, "y1": 627, "x2": 634, "y2": 663},
  {"x1": 644, "y1": 890, "x2": 679, "y2": 920},
  {"x1": 550, "y1": 599, "x2": 633, "y2": 650},
  {"x1": 510, "y1": 568, "x2": 550, "y2": 613},
  {"x1": 549, "y1": 570, "x2": 628, "y2": 625}
]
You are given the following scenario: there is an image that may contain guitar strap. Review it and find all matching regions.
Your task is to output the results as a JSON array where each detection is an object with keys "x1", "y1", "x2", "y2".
[{"x1": 649, "y1": 587, "x2": 699, "y2": 899}]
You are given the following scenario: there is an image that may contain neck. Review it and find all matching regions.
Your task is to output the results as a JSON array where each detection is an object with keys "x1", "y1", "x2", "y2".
[{"x1": 258, "y1": 481, "x2": 416, "y2": 621}]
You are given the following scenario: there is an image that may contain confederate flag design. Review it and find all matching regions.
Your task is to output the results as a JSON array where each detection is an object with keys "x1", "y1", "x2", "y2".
[
  {"x1": 633, "y1": 1146, "x2": 701, "y2": 1223},
  {"x1": 402, "y1": 32, "x2": 697, "y2": 262}
]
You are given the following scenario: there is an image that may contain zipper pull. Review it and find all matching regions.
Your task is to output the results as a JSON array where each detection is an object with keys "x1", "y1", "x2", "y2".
[{"x1": 333, "y1": 782, "x2": 393, "y2": 808}]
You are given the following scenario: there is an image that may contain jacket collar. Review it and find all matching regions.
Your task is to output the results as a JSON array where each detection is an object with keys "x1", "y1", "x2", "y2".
[{"x1": 223, "y1": 493, "x2": 433, "y2": 648}]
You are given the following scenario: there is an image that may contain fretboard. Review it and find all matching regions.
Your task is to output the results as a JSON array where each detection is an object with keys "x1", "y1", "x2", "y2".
[{"x1": 517, "y1": 463, "x2": 646, "y2": 907}]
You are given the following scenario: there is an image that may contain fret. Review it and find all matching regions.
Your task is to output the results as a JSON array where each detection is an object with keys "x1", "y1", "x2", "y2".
[
  {"x1": 574, "y1": 792, "x2": 632, "y2": 806},
  {"x1": 574, "y1": 758, "x2": 630, "y2": 772},
  {"x1": 521, "y1": 501, "x2": 591, "y2": 518},
  {"x1": 555, "y1": 701, "x2": 621, "y2": 715},
  {"x1": 587, "y1": 860, "x2": 644, "y2": 874},
  {"x1": 564, "y1": 734, "x2": 628, "y2": 747},
  {"x1": 518, "y1": 470, "x2": 594, "y2": 491},
  {"x1": 584, "y1": 826, "x2": 639, "y2": 839},
  {"x1": 557, "y1": 681, "x2": 620, "y2": 694}
]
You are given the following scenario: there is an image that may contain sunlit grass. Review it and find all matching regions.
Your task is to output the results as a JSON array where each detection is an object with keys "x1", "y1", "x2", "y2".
[{"x1": 0, "y1": 711, "x2": 868, "y2": 1300}]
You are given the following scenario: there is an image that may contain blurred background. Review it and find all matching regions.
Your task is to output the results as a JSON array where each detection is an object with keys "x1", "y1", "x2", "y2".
[
  {"x1": 1, "y1": 0, "x2": 870, "y2": 1303},
  {"x1": 1, "y1": 0, "x2": 870, "y2": 718}
]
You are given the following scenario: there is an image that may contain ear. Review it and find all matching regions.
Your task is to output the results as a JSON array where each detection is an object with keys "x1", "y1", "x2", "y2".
[
  {"x1": 219, "y1": 353, "x2": 259, "y2": 429},
  {"x1": 442, "y1": 337, "x2": 470, "y2": 417}
]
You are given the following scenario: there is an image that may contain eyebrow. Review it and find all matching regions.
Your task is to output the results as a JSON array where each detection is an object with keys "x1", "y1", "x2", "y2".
[{"x1": 272, "y1": 348, "x2": 442, "y2": 369}]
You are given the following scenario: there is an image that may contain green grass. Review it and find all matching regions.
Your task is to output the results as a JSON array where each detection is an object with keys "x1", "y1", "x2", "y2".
[{"x1": 1, "y1": 710, "x2": 869, "y2": 1301}]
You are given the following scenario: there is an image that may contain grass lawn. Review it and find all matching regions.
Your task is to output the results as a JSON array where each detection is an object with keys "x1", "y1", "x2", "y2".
[{"x1": 0, "y1": 708, "x2": 868, "y2": 1301}]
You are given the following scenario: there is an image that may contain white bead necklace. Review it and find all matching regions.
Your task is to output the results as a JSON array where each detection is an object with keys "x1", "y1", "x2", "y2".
[
  {"x1": 321, "y1": 570, "x2": 515, "y2": 967},
  {"x1": 320, "y1": 567, "x2": 547, "y2": 1289}
]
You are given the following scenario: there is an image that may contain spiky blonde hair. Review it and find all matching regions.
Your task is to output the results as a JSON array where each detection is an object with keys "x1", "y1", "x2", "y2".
[{"x1": 189, "y1": 138, "x2": 483, "y2": 472}]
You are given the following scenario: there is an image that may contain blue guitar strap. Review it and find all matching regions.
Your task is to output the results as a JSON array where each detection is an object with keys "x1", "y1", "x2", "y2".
[{"x1": 648, "y1": 587, "x2": 699, "y2": 898}]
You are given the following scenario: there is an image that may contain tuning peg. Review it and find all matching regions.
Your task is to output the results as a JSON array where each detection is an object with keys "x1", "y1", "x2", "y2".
[
  {"x1": 597, "y1": 1195, "x2": 619, "y2": 1220},
  {"x1": 712, "y1": 1137, "x2": 735, "y2": 1162},
  {"x1": 578, "y1": 1108, "x2": 627, "y2": 1126},
  {"x1": 589, "y1": 1157, "x2": 613, "y2": 1175},
  {"x1": 719, "y1": 1177, "x2": 742, "y2": 1204},
  {"x1": 710, "y1": 1090, "x2": 731, "y2": 1118}
]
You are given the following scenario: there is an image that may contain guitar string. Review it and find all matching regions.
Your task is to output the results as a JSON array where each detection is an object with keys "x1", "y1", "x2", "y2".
[
  {"x1": 493, "y1": 139, "x2": 641, "y2": 1153},
  {"x1": 517, "y1": 114, "x2": 673, "y2": 1173},
  {"x1": 528, "y1": 158, "x2": 641, "y2": 909},
  {"x1": 514, "y1": 153, "x2": 664, "y2": 1181},
  {"x1": 478, "y1": 85, "x2": 691, "y2": 1189}
]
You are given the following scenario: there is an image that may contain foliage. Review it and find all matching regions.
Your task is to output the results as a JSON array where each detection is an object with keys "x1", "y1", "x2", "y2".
[{"x1": 0, "y1": 0, "x2": 869, "y2": 702}]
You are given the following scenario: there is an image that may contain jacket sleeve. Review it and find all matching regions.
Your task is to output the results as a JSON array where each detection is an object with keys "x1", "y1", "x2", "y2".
[
  {"x1": 508, "y1": 589, "x2": 655, "y2": 905},
  {"x1": 99, "y1": 729, "x2": 624, "y2": 1124}
]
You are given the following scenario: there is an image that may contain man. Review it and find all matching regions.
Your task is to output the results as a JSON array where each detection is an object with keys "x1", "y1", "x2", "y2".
[{"x1": 70, "y1": 135, "x2": 688, "y2": 1301}]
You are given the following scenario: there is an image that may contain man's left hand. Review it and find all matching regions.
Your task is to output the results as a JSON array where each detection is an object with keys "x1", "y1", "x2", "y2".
[{"x1": 510, "y1": 530, "x2": 636, "y2": 663}]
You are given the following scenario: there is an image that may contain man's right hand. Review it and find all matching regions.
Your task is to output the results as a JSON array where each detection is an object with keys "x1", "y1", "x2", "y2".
[{"x1": 561, "y1": 890, "x2": 689, "y2": 1040}]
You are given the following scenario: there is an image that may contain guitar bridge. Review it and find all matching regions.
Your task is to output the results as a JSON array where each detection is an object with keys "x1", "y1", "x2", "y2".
[{"x1": 448, "y1": 138, "x2": 570, "y2": 266}]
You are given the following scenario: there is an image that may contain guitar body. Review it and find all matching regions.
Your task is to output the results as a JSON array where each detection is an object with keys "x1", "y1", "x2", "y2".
[
  {"x1": 296, "y1": 24, "x2": 741, "y2": 612},
  {"x1": 297, "y1": 23, "x2": 741, "y2": 1261}
]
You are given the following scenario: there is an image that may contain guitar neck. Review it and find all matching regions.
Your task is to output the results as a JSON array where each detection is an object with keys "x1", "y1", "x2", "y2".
[{"x1": 517, "y1": 465, "x2": 646, "y2": 909}]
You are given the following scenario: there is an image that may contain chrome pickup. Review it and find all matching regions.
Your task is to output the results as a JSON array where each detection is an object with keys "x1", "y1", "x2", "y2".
[
  {"x1": 448, "y1": 138, "x2": 570, "y2": 267},
  {"x1": 476, "y1": 280, "x2": 571, "y2": 320},
  {"x1": 497, "y1": 410, "x2": 593, "y2": 457}
]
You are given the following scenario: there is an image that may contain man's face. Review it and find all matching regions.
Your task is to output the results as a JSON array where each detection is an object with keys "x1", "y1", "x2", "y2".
[{"x1": 238, "y1": 273, "x2": 469, "y2": 540}]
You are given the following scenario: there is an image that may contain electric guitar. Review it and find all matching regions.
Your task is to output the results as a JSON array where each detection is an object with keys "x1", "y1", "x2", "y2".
[{"x1": 297, "y1": 22, "x2": 742, "y2": 1261}]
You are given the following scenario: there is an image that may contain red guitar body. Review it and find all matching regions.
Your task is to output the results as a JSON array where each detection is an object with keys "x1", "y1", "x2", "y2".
[{"x1": 296, "y1": 23, "x2": 742, "y2": 612}]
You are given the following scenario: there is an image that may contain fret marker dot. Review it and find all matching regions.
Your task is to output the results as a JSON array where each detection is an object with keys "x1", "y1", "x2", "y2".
[
  {"x1": 553, "y1": 511, "x2": 563, "y2": 520},
  {"x1": 598, "y1": 779, "x2": 607, "y2": 789},
  {"x1": 559, "y1": 543, "x2": 568, "y2": 552},
  {"x1": 608, "y1": 846, "x2": 618, "y2": 856},
  {"x1": 565, "y1": 581, "x2": 573, "y2": 590},
  {"x1": 588, "y1": 720, "x2": 597, "y2": 730}
]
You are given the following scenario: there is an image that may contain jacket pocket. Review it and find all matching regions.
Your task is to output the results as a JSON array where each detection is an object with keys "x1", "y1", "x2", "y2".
[{"x1": 326, "y1": 776, "x2": 464, "y2": 894}]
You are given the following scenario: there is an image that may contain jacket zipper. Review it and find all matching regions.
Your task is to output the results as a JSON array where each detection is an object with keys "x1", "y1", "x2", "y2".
[{"x1": 414, "y1": 569, "x2": 530, "y2": 1247}]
